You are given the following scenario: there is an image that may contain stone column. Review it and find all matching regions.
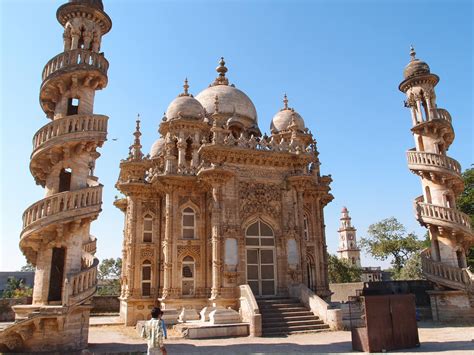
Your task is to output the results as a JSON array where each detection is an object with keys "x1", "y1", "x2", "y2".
[
  {"x1": 210, "y1": 184, "x2": 222, "y2": 300},
  {"x1": 177, "y1": 137, "x2": 186, "y2": 169},
  {"x1": 161, "y1": 191, "x2": 173, "y2": 298},
  {"x1": 295, "y1": 188, "x2": 308, "y2": 285}
]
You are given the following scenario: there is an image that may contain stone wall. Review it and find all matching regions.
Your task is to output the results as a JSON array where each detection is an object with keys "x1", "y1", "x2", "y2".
[
  {"x1": 91, "y1": 295, "x2": 120, "y2": 314},
  {"x1": 330, "y1": 282, "x2": 364, "y2": 302},
  {"x1": 428, "y1": 290, "x2": 474, "y2": 323}
]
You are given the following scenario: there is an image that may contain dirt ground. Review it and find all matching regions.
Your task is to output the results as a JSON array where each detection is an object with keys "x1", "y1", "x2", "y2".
[{"x1": 85, "y1": 321, "x2": 474, "y2": 354}]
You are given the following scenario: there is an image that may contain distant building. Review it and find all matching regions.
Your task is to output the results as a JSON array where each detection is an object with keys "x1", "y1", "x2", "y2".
[
  {"x1": 337, "y1": 207, "x2": 361, "y2": 267},
  {"x1": 360, "y1": 267, "x2": 382, "y2": 282}
]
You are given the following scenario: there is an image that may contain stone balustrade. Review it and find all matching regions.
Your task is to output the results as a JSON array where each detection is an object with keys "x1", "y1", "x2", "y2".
[
  {"x1": 83, "y1": 238, "x2": 97, "y2": 254},
  {"x1": 42, "y1": 49, "x2": 109, "y2": 82},
  {"x1": 32, "y1": 114, "x2": 108, "y2": 152},
  {"x1": 421, "y1": 249, "x2": 473, "y2": 291},
  {"x1": 22, "y1": 186, "x2": 103, "y2": 231},
  {"x1": 223, "y1": 133, "x2": 315, "y2": 154},
  {"x1": 239, "y1": 284, "x2": 262, "y2": 336},
  {"x1": 65, "y1": 258, "x2": 99, "y2": 306},
  {"x1": 415, "y1": 201, "x2": 472, "y2": 235},
  {"x1": 407, "y1": 150, "x2": 461, "y2": 176}
]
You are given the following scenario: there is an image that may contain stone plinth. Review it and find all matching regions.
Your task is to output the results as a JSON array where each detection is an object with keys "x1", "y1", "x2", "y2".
[
  {"x1": 179, "y1": 308, "x2": 200, "y2": 322},
  {"x1": 427, "y1": 290, "x2": 474, "y2": 322},
  {"x1": 209, "y1": 308, "x2": 241, "y2": 324}
]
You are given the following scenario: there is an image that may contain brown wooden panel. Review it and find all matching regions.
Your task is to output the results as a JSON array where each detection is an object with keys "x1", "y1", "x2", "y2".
[{"x1": 390, "y1": 294, "x2": 420, "y2": 349}]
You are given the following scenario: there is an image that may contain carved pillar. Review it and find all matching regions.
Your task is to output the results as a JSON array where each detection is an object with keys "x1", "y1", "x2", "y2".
[
  {"x1": 210, "y1": 184, "x2": 222, "y2": 299},
  {"x1": 161, "y1": 191, "x2": 173, "y2": 298},
  {"x1": 177, "y1": 137, "x2": 186, "y2": 169},
  {"x1": 295, "y1": 188, "x2": 308, "y2": 285}
]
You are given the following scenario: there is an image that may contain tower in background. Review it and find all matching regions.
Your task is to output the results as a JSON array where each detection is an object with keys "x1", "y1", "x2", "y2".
[
  {"x1": 0, "y1": 0, "x2": 111, "y2": 351},
  {"x1": 337, "y1": 207, "x2": 361, "y2": 267}
]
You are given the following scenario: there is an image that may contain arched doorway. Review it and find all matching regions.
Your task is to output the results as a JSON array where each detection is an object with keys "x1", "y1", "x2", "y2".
[
  {"x1": 245, "y1": 220, "x2": 276, "y2": 297},
  {"x1": 182, "y1": 256, "x2": 195, "y2": 296},
  {"x1": 306, "y1": 255, "x2": 316, "y2": 292}
]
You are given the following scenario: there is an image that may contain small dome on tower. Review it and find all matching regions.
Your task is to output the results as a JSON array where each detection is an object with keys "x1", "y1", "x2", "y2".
[
  {"x1": 68, "y1": 0, "x2": 104, "y2": 10},
  {"x1": 341, "y1": 206, "x2": 348, "y2": 213},
  {"x1": 403, "y1": 46, "x2": 431, "y2": 79},
  {"x1": 195, "y1": 58, "x2": 258, "y2": 127},
  {"x1": 270, "y1": 94, "x2": 306, "y2": 133},
  {"x1": 150, "y1": 137, "x2": 165, "y2": 158},
  {"x1": 165, "y1": 79, "x2": 205, "y2": 121}
]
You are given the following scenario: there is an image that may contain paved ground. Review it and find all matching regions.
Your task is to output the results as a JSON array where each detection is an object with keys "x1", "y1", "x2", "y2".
[{"x1": 86, "y1": 321, "x2": 474, "y2": 354}]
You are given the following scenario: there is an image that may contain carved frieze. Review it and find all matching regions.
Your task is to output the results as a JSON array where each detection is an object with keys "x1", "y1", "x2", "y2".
[
  {"x1": 239, "y1": 181, "x2": 281, "y2": 221},
  {"x1": 177, "y1": 245, "x2": 201, "y2": 261},
  {"x1": 140, "y1": 247, "x2": 154, "y2": 259}
]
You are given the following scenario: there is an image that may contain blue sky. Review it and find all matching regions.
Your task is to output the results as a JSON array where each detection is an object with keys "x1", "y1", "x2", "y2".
[{"x1": 1, "y1": 0, "x2": 472, "y2": 271}]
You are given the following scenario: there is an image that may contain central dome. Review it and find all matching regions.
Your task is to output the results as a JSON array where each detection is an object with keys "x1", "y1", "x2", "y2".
[{"x1": 195, "y1": 58, "x2": 258, "y2": 127}]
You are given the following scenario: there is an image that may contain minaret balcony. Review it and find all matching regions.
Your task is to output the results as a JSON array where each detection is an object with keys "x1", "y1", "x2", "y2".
[
  {"x1": 407, "y1": 150, "x2": 462, "y2": 181},
  {"x1": 42, "y1": 48, "x2": 109, "y2": 83},
  {"x1": 83, "y1": 238, "x2": 97, "y2": 255},
  {"x1": 414, "y1": 200, "x2": 472, "y2": 236},
  {"x1": 65, "y1": 258, "x2": 99, "y2": 306},
  {"x1": 32, "y1": 114, "x2": 108, "y2": 157},
  {"x1": 20, "y1": 185, "x2": 103, "y2": 243}
]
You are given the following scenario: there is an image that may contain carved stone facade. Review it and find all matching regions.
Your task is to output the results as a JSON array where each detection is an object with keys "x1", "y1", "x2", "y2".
[{"x1": 115, "y1": 63, "x2": 334, "y2": 326}]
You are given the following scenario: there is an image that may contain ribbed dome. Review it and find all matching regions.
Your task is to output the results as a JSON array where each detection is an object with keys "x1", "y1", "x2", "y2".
[
  {"x1": 196, "y1": 85, "x2": 257, "y2": 122},
  {"x1": 165, "y1": 95, "x2": 205, "y2": 121},
  {"x1": 403, "y1": 46, "x2": 430, "y2": 79},
  {"x1": 270, "y1": 95, "x2": 305, "y2": 133},
  {"x1": 150, "y1": 138, "x2": 165, "y2": 158},
  {"x1": 68, "y1": 0, "x2": 104, "y2": 10}
]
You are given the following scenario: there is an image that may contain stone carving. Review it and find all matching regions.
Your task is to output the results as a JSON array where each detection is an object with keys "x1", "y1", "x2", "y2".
[
  {"x1": 140, "y1": 247, "x2": 154, "y2": 259},
  {"x1": 239, "y1": 181, "x2": 281, "y2": 221},
  {"x1": 177, "y1": 245, "x2": 200, "y2": 260}
]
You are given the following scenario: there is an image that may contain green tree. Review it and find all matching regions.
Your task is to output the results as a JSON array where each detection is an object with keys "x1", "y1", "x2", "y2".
[
  {"x1": 398, "y1": 253, "x2": 424, "y2": 280},
  {"x1": 97, "y1": 257, "x2": 122, "y2": 296},
  {"x1": 457, "y1": 167, "x2": 474, "y2": 270},
  {"x1": 327, "y1": 254, "x2": 362, "y2": 283},
  {"x1": 20, "y1": 262, "x2": 35, "y2": 272},
  {"x1": 2, "y1": 277, "x2": 32, "y2": 298},
  {"x1": 360, "y1": 217, "x2": 424, "y2": 276}
]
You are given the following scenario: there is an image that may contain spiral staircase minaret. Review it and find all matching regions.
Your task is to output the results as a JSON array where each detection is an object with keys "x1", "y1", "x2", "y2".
[
  {"x1": 0, "y1": 0, "x2": 111, "y2": 352},
  {"x1": 399, "y1": 47, "x2": 473, "y2": 300}
]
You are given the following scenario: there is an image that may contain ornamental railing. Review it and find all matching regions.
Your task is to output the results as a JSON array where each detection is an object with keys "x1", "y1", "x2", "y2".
[
  {"x1": 32, "y1": 114, "x2": 108, "y2": 152},
  {"x1": 64, "y1": 258, "x2": 99, "y2": 306},
  {"x1": 407, "y1": 150, "x2": 461, "y2": 176},
  {"x1": 436, "y1": 108, "x2": 452, "y2": 123},
  {"x1": 414, "y1": 201, "x2": 471, "y2": 235},
  {"x1": 42, "y1": 48, "x2": 109, "y2": 82},
  {"x1": 22, "y1": 186, "x2": 102, "y2": 231},
  {"x1": 83, "y1": 238, "x2": 97, "y2": 254}
]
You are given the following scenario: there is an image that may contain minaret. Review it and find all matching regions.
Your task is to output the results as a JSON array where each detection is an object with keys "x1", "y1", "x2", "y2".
[
  {"x1": 337, "y1": 207, "x2": 361, "y2": 267},
  {"x1": 400, "y1": 47, "x2": 472, "y2": 270},
  {"x1": 6, "y1": 0, "x2": 111, "y2": 352}
]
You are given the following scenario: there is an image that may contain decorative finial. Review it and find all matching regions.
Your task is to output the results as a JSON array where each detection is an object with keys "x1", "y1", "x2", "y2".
[
  {"x1": 183, "y1": 77, "x2": 189, "y2": 95},
  {"x1": 131, "y1": 113, "x2": 143, "y2": 160},
  {"x1": 212, "y1": 57, "x2": 229, "y2": 86},
  {"x1": 214, "y1": 95, "x2": 220, "y2": 113},
  {"x1": 410, "y1": 45, "x2": 416, "y2": 61},
  {"x1": 283, "y1": 93, "x2": 288, "y2": 110}
]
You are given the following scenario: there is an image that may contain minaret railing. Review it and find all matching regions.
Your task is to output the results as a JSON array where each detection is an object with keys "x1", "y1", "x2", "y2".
[{"x1": 406, "y1": 150, "x2": 462, "y2": 176}]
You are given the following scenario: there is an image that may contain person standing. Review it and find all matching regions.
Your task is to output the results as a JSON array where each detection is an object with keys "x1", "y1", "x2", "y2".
[{"x1": 141, "y1": 307, "x2": 168, "y2": 355}]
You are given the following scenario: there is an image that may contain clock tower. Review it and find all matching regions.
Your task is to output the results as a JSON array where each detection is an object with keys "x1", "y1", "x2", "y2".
[{"x1": 337, "y1": 207, "x2": 361, "y2": 267}]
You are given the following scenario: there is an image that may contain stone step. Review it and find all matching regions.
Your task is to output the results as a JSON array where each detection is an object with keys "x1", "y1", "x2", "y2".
[
  {"x1": 260, "y1": 310, "x2": 315, "y2": 317},
  {"x1": 262, "y1": 314, "x2": 318, "y2": 322},
  {"x1": 263, "y1": 323, "x2": 330, "y2": 335},
  {"x1": 262, "y1": 319, "x2": 325, "y2": 327},
  {"x1": 257, "y1": 298, "x2": 299, "y2": 304},
  {"x1": 258, "y1": 303, "x2": 303, "y2": 309},
  {"x1": 263, "y1": 327, "x2": 331, "y2": 336},
  {"x1": 260, "y1": 306, "x2": 309, "y2": 312}
]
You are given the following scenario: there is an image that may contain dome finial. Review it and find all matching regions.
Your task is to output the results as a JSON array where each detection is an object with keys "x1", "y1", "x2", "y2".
[
  {"x1": 214, "y1": 95, "x2": 220, "y2": 113},
  {"x1": 410, "y1": 45, "x2": 416, "y2": 61},
  {"x1": 183, "y1": 77, "x2": 189, "y2": 95},
  {"x1": 130, "y1": 114, "x2": 143, "y2": 160},
  {"x1": 212, "y1": 57, "x2": 229, "y2": 86},
  {"x1": 283, "y1": 93, "x2": 289, "y2": 110}
]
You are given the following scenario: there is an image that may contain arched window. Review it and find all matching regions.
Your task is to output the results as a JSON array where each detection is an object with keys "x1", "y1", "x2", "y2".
[
  {"x1": 182, "y1": 207, "x2": 195, "y2": 239},
  {"x1": 143, "y1": 214, "x2": 153, "y2": 243},
  {"x1": 182, "y1": 256, "x2": 195, "y2": 296},
  {"x1": 303, "y1": 215, "x2": 309, "y2": 241},
  {"x1": 425, "y1": 186, "x2": 432, "y2": 204},
  {"x1": 142, "y1": 260, "x2": 151, "y2": 296}
]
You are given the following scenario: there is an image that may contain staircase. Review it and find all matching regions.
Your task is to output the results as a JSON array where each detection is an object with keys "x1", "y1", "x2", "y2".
[{"x1": 257, "y1": 297, "x2": 330, "y2": 336}]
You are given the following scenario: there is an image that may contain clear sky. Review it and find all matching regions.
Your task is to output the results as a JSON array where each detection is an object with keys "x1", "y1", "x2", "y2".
[{"x1": 0, "y1": 0, "x2": 472, "y2": 271}]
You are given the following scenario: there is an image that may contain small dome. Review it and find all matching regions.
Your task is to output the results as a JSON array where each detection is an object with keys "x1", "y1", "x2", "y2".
[
  {"x1": 150, "y1": 138, "x2": 165, "y2": 158},
  {"x1": 270, "y1": 95, "x2": 305, "y2": 133},
  {"x1": 165, "y1": 95, "x2": 205, "y2": 121},
  {"x1": 403, "y1": 46, "x2": 430, "y2": 79},
  {"x1": 68, "y1": 0, "x2": 104, "y2": 10}
]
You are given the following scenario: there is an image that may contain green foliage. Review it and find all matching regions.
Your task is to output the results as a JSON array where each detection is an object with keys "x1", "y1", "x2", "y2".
[
  {"x1": 457, "y1": 167, "x2": 474, "y2": 271},
  {"x1": 360, "y1": 217, "x2": 424, "y2": 274},
  {"x1": 398, "y1": 253, "x2": 424, "y2": 280},
  {"x1": 20, "y1": 262, "x2": 35, "y2": 272},
  {"x1": 2, "y1": 277, "x2": 32, "y2": 298},
  {"x1": 97, "y1": 258, "x2": 122, "y2": 296},
  {"x1": 327, "y1": 254, "x2": 362, "y2": 283}
]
